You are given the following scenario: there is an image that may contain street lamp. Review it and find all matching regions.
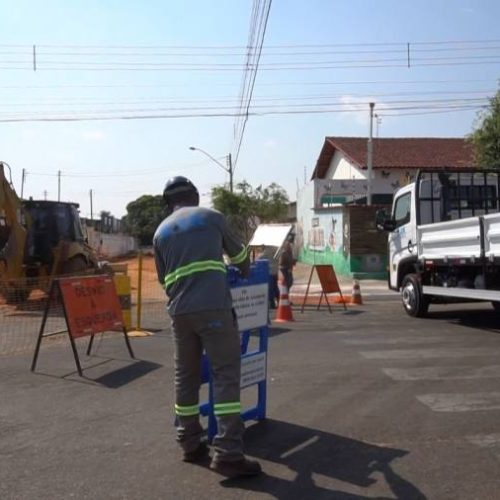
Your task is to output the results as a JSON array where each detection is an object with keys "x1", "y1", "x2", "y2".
[{"x1": 189, "y1": 146, "x2": 234, "y2": 193}]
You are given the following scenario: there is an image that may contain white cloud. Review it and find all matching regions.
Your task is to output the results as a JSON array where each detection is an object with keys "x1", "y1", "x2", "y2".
[
  {"x1": 81, "y1": 130, "x2": 105, "y2": 141},
  {"x1": 338, "y1": 95, "x2": 396, "y2": 126},
  {"x1": 263, "y1": 139, "x2": 277, "y2": 148}
]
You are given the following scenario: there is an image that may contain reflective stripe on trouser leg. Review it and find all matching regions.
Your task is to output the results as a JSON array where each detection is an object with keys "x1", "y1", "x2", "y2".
[
  {"x1": 214, "y1": 402, "x2": 241, "y2": 416},
  {"x1": 171, "y1": 314, "x2": 204, "y2": 454},
  {"x1": 175, "y1": 404, "x2": 200, "y2": 417}
]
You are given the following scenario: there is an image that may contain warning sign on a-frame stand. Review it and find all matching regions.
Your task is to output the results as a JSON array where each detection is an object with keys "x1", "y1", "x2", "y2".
[
  {"x1": 31, "y1": 275, "x2": 135, "y2": 376},
  {"x1": 300, "y1": 264, "x2": 347, "y2": 313}
]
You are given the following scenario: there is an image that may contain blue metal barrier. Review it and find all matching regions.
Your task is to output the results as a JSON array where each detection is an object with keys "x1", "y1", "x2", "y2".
[{"x1": 200, "y1": 260, "x2": 269, "y2": 441}]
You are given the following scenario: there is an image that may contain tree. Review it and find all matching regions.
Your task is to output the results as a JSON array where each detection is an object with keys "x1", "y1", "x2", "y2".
[
  {"x1": 122, "y1": 194, "x2": 165, "y2": 245},
  {"x1": 211, "y1": 181, "x2": 289, "y2": 241},
  {"x1": 471, "y1": 89, "x2": 500, "y2": 168}
]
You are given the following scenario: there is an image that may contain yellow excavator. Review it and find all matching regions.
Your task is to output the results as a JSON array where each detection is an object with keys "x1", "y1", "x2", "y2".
[{"x1": 0, "y1": 161, "x2": 99, "y2": 303}]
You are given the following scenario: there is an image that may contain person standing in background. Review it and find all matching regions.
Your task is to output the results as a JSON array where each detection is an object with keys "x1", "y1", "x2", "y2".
[
  {"x1": 256, "y1": 245, "x2": 280, "y2": 309},
  {"x1": 279, "y1": 235, "x2": 295, "y2": 292}
]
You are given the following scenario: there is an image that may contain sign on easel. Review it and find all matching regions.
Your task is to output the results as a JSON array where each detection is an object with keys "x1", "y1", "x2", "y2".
[
  {"x1": 300, "y1": 264, "x2": 347, "y2": 313},
  {"x1": 31, "y1": 275, "x2": 134, "y2": 376}
]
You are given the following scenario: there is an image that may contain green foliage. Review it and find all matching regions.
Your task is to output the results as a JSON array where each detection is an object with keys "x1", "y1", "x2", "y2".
[
  {"x1": 471, "y1": 89, "x2": 500, "y2": 168},
  {"x1": 211, "y1": 181, "x2": 289, "y2": 241},
  {"x1": 122, "y1": 194, "x2": 166, "y2": 245}
]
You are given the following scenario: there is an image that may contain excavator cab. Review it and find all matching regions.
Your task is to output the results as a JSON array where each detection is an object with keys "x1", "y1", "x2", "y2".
[{"x1": 23, "y1": 199, "x2": 97, "y2": 275}]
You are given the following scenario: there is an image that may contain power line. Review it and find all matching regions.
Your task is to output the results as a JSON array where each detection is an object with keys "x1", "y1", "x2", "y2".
[
  {"x1": 0, "y1": 102, "x2": 486, "y2": 123},
  {"x1": 1, "y1": 38, "x2": 500, "y2": 49},
  {"x1": 0, "y1": 78, "x2": 496, "y2": 90},
  {"x1": 0, "y1": 89, "x2": 494, "y2": 108},
  {"x1": 233, "y1": 0, "x2": 273, "y2": 169},
  {"x1": 0, "y1": 96, "x2": 490, "y2": 117},
  {"x1": 1, "y1": 59, "x2": 499, "y2": 71}
]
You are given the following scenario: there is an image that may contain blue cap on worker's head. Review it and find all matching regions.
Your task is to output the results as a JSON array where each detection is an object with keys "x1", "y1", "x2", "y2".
[{"x1": 163, "y1": 176, "x2": 199, "y2": 208}]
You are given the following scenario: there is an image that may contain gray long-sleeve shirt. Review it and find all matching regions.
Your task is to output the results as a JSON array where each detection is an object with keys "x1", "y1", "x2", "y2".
[{"x1": 153, "y1": 206, "x2": 249, "y2": 316}]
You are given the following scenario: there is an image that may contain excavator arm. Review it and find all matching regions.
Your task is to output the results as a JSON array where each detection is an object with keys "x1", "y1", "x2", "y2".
[{"x1": 0, "y1": 162, "x2": 28, "y2": 285}]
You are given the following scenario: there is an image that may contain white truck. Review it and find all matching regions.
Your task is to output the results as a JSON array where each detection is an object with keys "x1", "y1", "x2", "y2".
[{"x1": 377, "y1": 168, "x2": 500, "y2": 317}]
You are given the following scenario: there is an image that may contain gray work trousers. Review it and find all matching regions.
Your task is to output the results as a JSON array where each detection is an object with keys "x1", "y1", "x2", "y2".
[{"x1": 171, "y1": 309, "x2": 244, "y2": 462}]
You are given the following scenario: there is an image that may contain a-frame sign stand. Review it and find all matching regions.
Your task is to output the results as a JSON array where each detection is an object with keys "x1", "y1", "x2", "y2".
[
  {"x1": 300, "y1": 265, "x2": 347, "y2": 313},
  {"x1": 31, "y1": 275, "x2": 134, "y2": 377}
]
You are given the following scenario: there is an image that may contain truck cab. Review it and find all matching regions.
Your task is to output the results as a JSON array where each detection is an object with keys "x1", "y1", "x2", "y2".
[
  {"x1": 378, "y1": 169, "x2": 500, "y2": 317},
  {"x1": 383, "y1": 183, "x2": 417, "y2": 291}
]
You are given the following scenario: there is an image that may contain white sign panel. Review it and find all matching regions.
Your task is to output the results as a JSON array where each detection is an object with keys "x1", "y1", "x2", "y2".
[
  {"x1": 231, "y1": 283, "x2": 268, "y2": 331},
  {"x1": 241, "y1": 352, "x2": 267, "y2": 388},
  {"x1": 249, "y1": 223, "x2": 293, "y2": 248}
]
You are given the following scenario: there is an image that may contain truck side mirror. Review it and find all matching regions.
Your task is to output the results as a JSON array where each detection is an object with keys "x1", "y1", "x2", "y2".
[
  {"x1": 382, "y1": 219, "x2": 396, "y2": 231},
  {"x1": 375, "y1": 209, "x2": 395, "y2": 231}
]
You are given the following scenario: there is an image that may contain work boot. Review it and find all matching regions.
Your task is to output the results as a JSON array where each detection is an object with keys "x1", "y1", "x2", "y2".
[
  {"x1": 182, "y1": 441, "x2": 209, "y2": 463},
  {"x1": 210, "y1": 457, "x2": 262, "y2": 478}
]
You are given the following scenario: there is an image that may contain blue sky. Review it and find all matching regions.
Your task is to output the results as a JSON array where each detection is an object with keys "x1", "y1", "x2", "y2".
[{"x1": 0, "y1": 0, "x2": 499, "y2": 217}]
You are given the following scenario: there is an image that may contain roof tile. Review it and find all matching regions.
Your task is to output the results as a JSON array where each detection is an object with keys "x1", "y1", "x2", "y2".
[{"x1": 313, "y1": 136, "x2": 476, "y2": 178}]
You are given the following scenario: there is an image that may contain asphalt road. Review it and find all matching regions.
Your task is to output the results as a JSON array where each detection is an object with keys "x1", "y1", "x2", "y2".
[{"x1": 2, "y1": 297, "x2": 500, "y2": 499}]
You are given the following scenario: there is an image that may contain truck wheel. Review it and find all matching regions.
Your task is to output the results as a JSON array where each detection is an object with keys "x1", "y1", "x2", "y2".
[{"x1": 401, "y1": 274, "x2": 429, "y2": 318}]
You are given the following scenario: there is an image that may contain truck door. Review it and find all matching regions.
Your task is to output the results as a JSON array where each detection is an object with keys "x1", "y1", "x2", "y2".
[{"x1": 388, "y1": 191, "x2": 414, "y2": 289}]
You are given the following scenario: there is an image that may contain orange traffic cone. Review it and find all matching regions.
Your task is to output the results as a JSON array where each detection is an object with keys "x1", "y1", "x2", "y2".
[
  {"x1": 275, "y1": 274, "x2": 294, "y2": 322},
  {"x1": 350, "y1": 279, "x2": 363, "y2": 305}
]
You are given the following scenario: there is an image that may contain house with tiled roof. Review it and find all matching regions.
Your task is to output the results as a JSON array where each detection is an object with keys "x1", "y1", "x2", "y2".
[{"x1": 296, "y1": 137, "x2": 475, "y2": 278}]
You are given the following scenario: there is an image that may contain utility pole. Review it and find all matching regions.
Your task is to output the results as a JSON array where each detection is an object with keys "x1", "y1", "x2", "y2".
[
  {"x1": 57, "y1": 170, "x2": 61, "y2": 202},
  {"x1": 90, "y1": 189, "x2": 93, "y2": 220},
  {"x1": 43, "y1": 190, "x2": 48, "y2": 200},
  {"x1": 226, "y1": 153, "x2": 234, "y2": 193},
  {"x1": 367, "y1": 102, "x2": 375, "y2": 206},
  {"x1": 21, "y1": 168, "x2": 26, "y2": 199},
  {"x1": 189, "y1": 146, "x2": 234, "y2": 193},
  {"x1": 375, "y1": 113, "x2": 381, "y2": 138}
]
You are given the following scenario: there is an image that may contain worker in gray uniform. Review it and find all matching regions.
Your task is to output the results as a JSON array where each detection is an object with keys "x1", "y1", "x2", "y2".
[{"x1": 153, "y1": 176, "x2": 262, "y2": 478}]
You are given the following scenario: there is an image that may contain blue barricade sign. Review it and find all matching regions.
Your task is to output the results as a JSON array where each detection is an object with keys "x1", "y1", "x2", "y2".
[{"x1": 200, "y1": 260, "x2": 269, "y2": 441}]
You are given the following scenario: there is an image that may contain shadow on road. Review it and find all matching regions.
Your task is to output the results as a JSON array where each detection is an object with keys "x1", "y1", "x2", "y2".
[
  {"x1": 221, "y1": 419, "x2": 426, "y2": 500},
  {"x1": 34, "y1": 358, "x2": 163, "y2": 388},
  {"x1": 426, "y1": 307, "x2": 500, "y2": 334},
  {"x1": 92, "y1": 359, "x2": 163, "y2": 388}
]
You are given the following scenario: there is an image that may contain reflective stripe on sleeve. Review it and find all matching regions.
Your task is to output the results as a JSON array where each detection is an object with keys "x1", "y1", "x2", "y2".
[
  {"x1": 229, "y1": 246, "x2": 247, "y2": 265},
  {"x1": 175, "y1": 404, "x2": 200, "y2": 417},
  {"x1": 164, "y1": 260, "x2": 226, "y2": 287},
  {"x1": 213, "y1": 402, "x2": 241, "y2": 416}
]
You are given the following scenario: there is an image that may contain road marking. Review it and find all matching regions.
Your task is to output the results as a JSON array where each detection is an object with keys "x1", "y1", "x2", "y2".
[
  {"x1": 467, "y1": 434, "x2": 500, "y2": 459},
  {"x1": 383, "y1": 365, "x2": 500, "y2": 381},
  {"x1": 417, "y1": 392, "x2": 500, "y2": 412},
  {"x1": 360, "y1": 347, "x2": 499, "y2": 360},
  {"x1": 343, "y1": 336, "x2": 465, "y2": 346}
]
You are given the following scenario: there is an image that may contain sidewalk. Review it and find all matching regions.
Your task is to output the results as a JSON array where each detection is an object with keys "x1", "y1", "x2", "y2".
[{"x1": 291, "y1": 262, "x2": 393, "y2": 301}]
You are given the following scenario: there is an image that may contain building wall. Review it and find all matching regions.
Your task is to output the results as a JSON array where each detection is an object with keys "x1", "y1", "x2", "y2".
[
  {"x1": 325, "y1": 150, "x2": 419, "y2": 195},
  {"x1": 296, "y1": 182, "x2": 350, "y2": 275},
  {"x1": 297, "y1": 178, "x2": 388, "y2": 278},
  {"x1": 327, "y1": 152, "x2": 365, "y2": 180},
  {"x1": 345, "y1": 206, "x2": 387, "y2": 277},
  {"x1": 87, "y1": 227, "x2": 138, "y2": 258}
]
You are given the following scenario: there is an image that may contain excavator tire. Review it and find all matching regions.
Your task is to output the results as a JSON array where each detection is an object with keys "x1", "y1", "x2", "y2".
[{"x1": 62, "y1": 255, "x2": 90, "y2": 276}]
